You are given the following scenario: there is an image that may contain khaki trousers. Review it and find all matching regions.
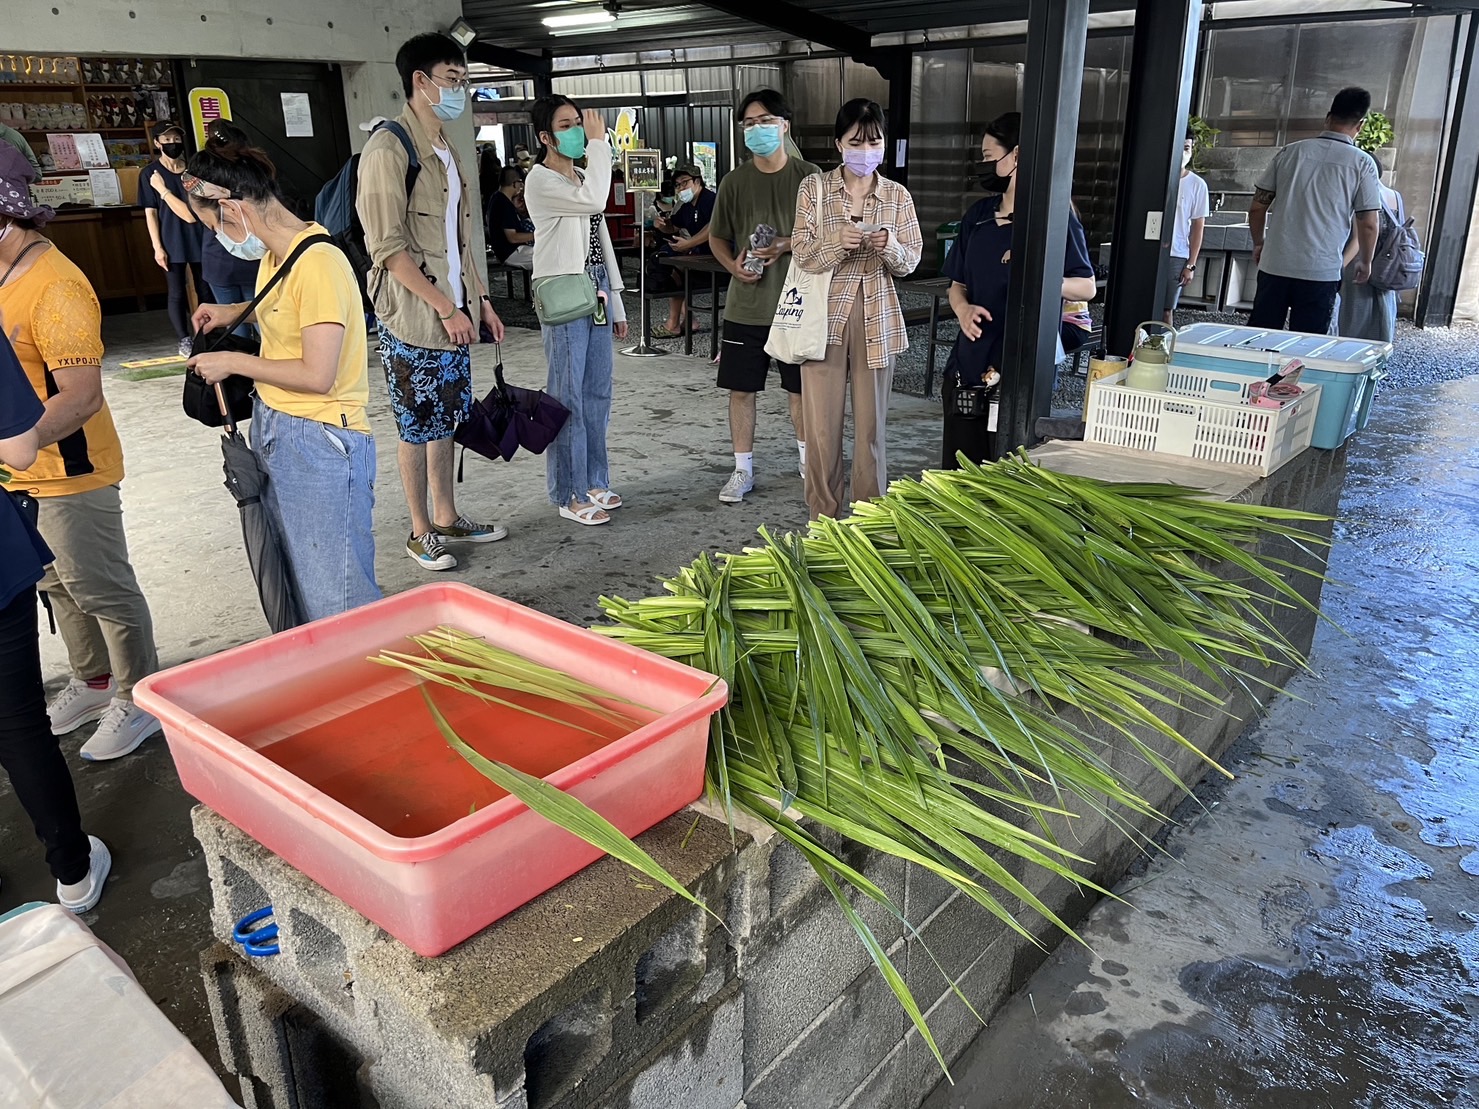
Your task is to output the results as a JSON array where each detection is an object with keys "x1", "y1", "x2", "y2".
[
  {"x1": 36, "y1": 484, "x2": 159, "y2": 700},
  {"x1": 801, "y1": 291, "x2": 894, "y2": 521}
]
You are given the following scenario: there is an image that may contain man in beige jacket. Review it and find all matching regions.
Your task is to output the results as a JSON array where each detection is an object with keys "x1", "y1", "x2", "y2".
[{"x1": 358, "y1": 32, "x2": 507, "y2": 572}]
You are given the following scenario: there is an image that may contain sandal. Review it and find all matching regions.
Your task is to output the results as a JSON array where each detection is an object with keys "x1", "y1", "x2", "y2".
[
  {"x1": 651, "y1": 324, "x2": 685, "y2": 339},
  {"x1": 559, "y1": 502, "x2": 610, "y2": 526},
  {"x1": 588, "y1": 489, "x2": 623, "y2": 510}
]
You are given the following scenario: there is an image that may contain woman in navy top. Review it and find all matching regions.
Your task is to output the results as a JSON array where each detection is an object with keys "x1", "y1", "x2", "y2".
[
  {"x1": 137, "y1": 121, "x2": 211, "y2": 357},
  {"x1": 0, "y1": 331, "x2": 111, "y2": 911},
  {"x1": 941, "y1": 112, "x2": 1096, "y2": 468}
]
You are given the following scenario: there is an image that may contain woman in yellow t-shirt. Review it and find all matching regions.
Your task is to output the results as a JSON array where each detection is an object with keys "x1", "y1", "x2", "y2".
[{"x1": 183, "y1": 139, "x2": 380, "y2": 623}]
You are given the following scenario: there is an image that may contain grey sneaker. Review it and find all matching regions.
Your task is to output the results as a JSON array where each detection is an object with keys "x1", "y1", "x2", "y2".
[
  {"x1": 407, "y1": 531, "x2": 457, "y2": 571},
  {"x1": 434, "y1": 515, "x2": 509, "y2": 544},
  {"x1": 48, "y1": 677, "x2": 117, "y2": 735},
  {"x1": 719, "y1": 470, "x2": 755, "y2": 504},
  {"x1": 79, "y1": 699, "x2": 161, "y2": 762}
]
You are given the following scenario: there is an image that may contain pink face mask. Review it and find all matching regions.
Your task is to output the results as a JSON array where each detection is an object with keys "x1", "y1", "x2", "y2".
[{"x1": 842, "y1": 148, "x2": 885, "y2": 177}]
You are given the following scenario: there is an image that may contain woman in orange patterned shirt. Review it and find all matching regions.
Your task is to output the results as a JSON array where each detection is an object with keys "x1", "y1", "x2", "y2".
[
  {"x1": 0, "y1": 144, "x2": 161, "y2": 764},
  {"x1": 792, "y1": 98, "x2": 922, "y2": 522}
]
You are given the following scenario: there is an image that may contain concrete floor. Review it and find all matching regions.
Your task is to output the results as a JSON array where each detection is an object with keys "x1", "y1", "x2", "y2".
[
  {"x1": 925, "y1": 373, "x2": 1479, "y2": 1107},
  {"x1": 0, "y1": 309, "x2": 941, "y2": 1075},
  {"x1": 4, "y1": 307, "x2": 1478, "y2": 1106}
]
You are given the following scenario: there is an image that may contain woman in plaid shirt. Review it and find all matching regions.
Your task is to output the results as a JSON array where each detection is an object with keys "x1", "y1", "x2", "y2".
[{"x1": 792, "y1": 99, "x2": 922, "y2": 522}]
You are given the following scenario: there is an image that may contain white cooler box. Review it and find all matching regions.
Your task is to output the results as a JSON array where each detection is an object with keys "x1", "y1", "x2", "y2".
[
  {"x1": 0, "y1": 902, "x2": 238, "y2": 1108},
  {"x1": 1171, "y1": 323, "x2": 1390, "y2": 450}
]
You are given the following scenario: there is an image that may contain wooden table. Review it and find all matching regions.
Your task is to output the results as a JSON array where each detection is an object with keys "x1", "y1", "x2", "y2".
[{"x1": 659, "y1": 254, "x2": 728, "y2": 360}]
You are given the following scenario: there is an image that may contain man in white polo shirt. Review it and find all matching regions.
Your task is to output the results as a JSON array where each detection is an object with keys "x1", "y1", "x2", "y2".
[
  {"x1": 1247, "y1": 87, "x2": 1382, "y2": 334},
  {"x1": 1165, "y1": 126, "x2": 1210, "y2": 326}
]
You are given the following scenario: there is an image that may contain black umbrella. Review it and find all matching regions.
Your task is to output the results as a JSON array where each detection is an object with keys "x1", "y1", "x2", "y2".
[
  {"x1": 214, "y1": 384, "x2": 306, "y2": 635},
  {"x1": 454, "y1": 348, "x2": 570, "y2": 469}
]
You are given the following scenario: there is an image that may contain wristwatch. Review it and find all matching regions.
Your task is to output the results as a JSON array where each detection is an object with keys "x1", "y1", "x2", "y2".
[{"x1": 1184, "y1": 263, "x2": 1197, "y2": 272}]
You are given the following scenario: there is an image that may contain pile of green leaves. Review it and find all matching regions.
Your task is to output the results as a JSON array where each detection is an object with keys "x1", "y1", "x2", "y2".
[{"x1": 386, "y1": 454, "x2": 1330, "y2": 1075}]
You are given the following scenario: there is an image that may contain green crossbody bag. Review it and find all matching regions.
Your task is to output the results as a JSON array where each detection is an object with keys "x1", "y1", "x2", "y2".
[{"x1": 531, "y1": 274, "x2": 598, "y2": 326}]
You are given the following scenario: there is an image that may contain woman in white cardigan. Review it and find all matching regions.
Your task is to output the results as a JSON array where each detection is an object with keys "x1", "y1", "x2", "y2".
[{"x1": 524, "y1": 96, "x2": 629, "y2": 526}]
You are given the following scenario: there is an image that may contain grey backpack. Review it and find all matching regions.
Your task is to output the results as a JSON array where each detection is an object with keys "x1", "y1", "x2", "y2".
[{"x1": 1369, "y1": 200, "x2": 1424, "y2": 293}]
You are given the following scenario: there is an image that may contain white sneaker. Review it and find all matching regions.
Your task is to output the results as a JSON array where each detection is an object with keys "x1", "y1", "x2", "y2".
[
  {"x1": 48, "y1": 677, "x2": 117, "y2": 735},
  {"x1": 799, "y1": 460, "x2": 807, "y2": 480},
  {"x1": 57, "y1": 835, "x2": 111, "y2": 914},
  {"x1": 719, "y1": 470, "x2": 755, "y2": 504},
  {"x1": 80, "y1": 699, "x2": 161, "y2": 762}
]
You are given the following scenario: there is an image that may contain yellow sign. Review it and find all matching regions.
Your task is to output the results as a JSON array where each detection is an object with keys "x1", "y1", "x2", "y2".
[{"x1": 188, "y1": 88, "x2": 232, "y2": 149}]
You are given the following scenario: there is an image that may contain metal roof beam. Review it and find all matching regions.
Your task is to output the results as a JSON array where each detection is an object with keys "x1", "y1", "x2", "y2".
[
  {"x1": 695, "y1": 0, "x2": 877, "y2": 60},
  {"x1": 466, "y1": 41, "x2": 553, "y2": 78}
]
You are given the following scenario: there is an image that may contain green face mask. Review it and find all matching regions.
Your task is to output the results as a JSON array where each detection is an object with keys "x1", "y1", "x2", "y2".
[{"x1": 553, "y1": 128, "x2": 587, "y2": 160}]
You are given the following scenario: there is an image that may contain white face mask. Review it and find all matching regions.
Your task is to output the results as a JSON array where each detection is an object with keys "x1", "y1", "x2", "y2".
[{"x1": 1182, "y1": 147, "x2": 1194, "y2": 169}]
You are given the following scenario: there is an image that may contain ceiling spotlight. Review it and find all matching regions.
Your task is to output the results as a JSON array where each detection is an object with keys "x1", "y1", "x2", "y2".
[{"x1": 448, "y1": 18, "x2": 477, "y2": 48}]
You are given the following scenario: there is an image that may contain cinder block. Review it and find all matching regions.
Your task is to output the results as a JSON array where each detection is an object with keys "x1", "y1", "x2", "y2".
[
  {"x1": 901, "y1": 930, "x2": 1019, "y2": 1098},
  {"x1": 838, "y1": 1041, "x2": 907, "y2": 1109},
  {"x1": 740, "y1": 884, "x2": 881, "y2": 1085},
  {"x1": 200, "y1": 942, "x2": 370, "y2": 1109},
  {"x1": 593, "y1": 984, "x2": 744, "y2": 1109},
  {"x1": 194, "y1": 803, "x2": 743, "y2": 1109},
  {"x1": 745, "y1": 959, "x2": 904, "y2": 1109}
]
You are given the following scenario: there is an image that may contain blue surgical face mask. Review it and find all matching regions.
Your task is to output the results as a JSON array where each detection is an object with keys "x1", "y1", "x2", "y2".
[
  {"x1": 216, "y1": 204, "x2": 267, "y2": 261},
  {"x1": 553, "y1": 128, "x2": 587, "y2": 160},
  {"x1": 678, "y1": 187, "x2": 696, "y2": 204},
  {"x1": 422, "y1": 81, "x2": 467, "y2": 122},
  {"x1": 745, "y1": 124, "x2": 782, "y2": 157}
]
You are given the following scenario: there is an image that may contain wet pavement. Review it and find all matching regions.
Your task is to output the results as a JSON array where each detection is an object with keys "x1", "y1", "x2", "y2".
[{"x1": 925, "y1": 371, "x2": 1479, "y2": 1106}]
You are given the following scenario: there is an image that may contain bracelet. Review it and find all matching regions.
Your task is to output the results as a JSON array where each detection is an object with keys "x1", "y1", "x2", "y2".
[{"x1": 438, "y1": 308, "x2": 456, "y2": 321}]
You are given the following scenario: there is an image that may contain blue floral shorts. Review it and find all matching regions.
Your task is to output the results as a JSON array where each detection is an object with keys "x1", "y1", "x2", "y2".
[{"x1": 377, "y1": 330, "x2": 472, "y2": 444}]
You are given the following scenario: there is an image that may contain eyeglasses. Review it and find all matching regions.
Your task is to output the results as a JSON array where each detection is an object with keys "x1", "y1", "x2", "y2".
[
  {"x1": 739, "y1": 115, "x2": 783, "y2": 131},
  {"x1": 424, "y1": 71, "x2": 472, "y2": 92},
  {"x1": 181, "y1": 174, "x2": 231, "y2": 200}
]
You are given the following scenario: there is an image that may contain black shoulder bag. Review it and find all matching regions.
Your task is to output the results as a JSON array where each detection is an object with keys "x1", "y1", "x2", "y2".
[{"x1": 182, "y1": 234, "x2": 337, "y2": 428}]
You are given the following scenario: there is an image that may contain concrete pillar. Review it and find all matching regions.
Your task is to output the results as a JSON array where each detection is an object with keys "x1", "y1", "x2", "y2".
[
  {"x1": 1102, "y1": 0, "x2": 1204, "y2": 358},
  {"x1": 996, "y1": 0, "x2": 1090, "y2": 455}
]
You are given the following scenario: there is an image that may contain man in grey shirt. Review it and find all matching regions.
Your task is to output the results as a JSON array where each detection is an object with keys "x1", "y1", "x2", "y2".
[{"x1": 1248, "y1": 87, "x2": 1382, "y2": 334}]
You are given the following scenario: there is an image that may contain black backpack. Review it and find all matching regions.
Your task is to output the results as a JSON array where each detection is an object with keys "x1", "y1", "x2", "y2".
[{"x1": 313, "y1": 121, "x2": 420, "y2": 314}]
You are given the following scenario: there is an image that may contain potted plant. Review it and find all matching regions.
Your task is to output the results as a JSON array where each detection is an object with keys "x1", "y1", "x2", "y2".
[
  {"x1": 1188, "y1": 115, "x2": 1220, "y2": 172},
  {"x1": 1356, "y1": 111, "x2": 1396, "y2": 172}
]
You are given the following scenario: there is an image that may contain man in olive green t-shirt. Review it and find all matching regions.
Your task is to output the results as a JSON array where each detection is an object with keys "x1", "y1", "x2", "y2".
[{"x1": 708, "y1": 89, "x2": 820, "y2": 505}]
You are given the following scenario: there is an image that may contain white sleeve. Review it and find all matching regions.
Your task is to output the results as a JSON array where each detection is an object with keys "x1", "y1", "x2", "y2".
[
  {"x1": 1195, "y1": 177, "x2": 1211, "y2": 220},
  {"x1": 524, "y1": 141, "x2": 615, "y2": 220}
]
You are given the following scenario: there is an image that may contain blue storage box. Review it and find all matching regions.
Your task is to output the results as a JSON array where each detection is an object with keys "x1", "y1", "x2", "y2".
[{"x1": 1170, "y1": 323, "x2": 1390, "y2": 449}]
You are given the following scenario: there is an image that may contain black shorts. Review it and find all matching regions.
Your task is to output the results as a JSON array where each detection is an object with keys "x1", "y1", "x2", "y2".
[{"x1": 716, "y1": 321, "x2": 802, "y2": 395}]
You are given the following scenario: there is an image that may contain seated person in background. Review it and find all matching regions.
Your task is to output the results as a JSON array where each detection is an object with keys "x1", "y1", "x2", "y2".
[
  {"x1": 486, "y1": 167, "x2": 535, "y2": 271},
  {"x1": 651, "y1": 164, "x2": 715, "y2": 337}
]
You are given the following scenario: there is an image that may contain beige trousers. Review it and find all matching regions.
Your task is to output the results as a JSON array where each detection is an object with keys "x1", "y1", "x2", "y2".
[
  {"x1": 801, "y1": 291, "x2": 894, "y2": 521},
  {"x1": 36, "y1": 484, "x2": 159, "y2": 700}
]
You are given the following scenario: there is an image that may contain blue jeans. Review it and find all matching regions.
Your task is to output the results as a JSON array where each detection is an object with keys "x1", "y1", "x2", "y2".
[
  {"x1": 252, "y1": 399, "x2": 381, "y2": 622},
  {"x1": 542, "y1": 265, "x2": 614, "y2": 506},
  {"x1": 210, "y1": 282, "x2": 257, "y2": 340}
]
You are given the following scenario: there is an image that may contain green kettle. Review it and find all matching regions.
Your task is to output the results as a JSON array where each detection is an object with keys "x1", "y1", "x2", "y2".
[{"x1": 1126, "y1": 321, "x2": 1177, "y2": 391}]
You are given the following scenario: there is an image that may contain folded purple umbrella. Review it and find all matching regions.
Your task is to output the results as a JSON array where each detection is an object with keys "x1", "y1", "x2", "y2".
[{"x1": 455, "y1": 352, "x2": 570, "y2": 475}]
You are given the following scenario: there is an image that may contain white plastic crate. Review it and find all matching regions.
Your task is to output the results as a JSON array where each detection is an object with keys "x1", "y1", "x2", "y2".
[{"x1": 1084, "y1": 366, "x2": 1320, "y2": 476}]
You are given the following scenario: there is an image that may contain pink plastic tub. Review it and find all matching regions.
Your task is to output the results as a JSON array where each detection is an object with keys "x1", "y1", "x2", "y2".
[{"x1": 133, "y1": 583, "x2": 726, "y2": 956}]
